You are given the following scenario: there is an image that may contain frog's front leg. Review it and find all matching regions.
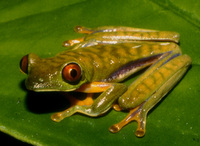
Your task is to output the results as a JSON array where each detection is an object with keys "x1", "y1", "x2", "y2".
[
  {"x1": 51, "y1": 82, "x2": 127, "y2": 122},
  {"x1": 51, "y1": 93, "x2": 94, "y2": 122},
  {"x1": 110, "y1": 54, "x2": 191, "y2": 137}
]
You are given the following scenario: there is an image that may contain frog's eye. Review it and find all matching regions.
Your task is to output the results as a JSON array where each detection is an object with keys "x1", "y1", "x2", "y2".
[
  {"x1": 62, "y1": 63, "x2": 82, "y2": 83},
  {"x1": 20, "y1": 55, "x2": 28, "y2": 74}
]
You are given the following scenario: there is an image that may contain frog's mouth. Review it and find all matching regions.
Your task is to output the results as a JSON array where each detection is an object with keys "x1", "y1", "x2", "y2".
[
  {"x1": 30, "y1": 88, "x2": 76, "y2": 92},
  {"x1": 26, "y1": 87, "x2": 77, "y2": 92},
  {"x1": 25, "y1": 79, "x2": 77, "y2": 92}
]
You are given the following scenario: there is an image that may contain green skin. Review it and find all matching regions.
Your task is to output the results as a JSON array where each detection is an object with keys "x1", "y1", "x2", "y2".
[{"x1": 22, "y1": 26, "x2": 191, "y2": 137}]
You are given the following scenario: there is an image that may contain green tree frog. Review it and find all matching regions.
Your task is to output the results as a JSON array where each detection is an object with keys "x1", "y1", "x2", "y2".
[{"x1": 20, "y1": 26, "x2": 191, "y2": 137}]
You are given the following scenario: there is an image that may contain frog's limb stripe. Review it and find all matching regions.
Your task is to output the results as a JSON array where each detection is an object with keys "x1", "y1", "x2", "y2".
[
  {"x1": 103, "y1": 54, "x2": 162, "y2": 82},
  {"x1": 110, "y1": 54, "x2": 191, "y2": 137},
  {"x1": 51, "y1": 83, "x2": 127, "y2": 122}
]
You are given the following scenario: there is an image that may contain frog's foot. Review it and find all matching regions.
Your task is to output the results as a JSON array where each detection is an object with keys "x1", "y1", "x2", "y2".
[
  {"x1": 112, "y1": 103, "x2": 123, "y2": 111},
  {"x1": 51, "y1": 93, "x2": 94, "y2": 122},
  {"x1": 63, "y1": 37, "x2": 84, "y2": 47},
  {"x1": 63, "y1": 26, "x2": 96, "y2": 47},
  {"x1": 63, "y1": 25, "x2": 106, "y2": 47},
  {"x1": 74, "y1": 26, "x2": 94, "y2": 34},
  {"x1": 109, "y1": 103, "x2": 146, "y2": 137}
]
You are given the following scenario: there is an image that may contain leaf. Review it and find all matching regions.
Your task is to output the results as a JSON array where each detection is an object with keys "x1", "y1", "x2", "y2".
[{"x1": 0, "y1": 0, "x2": 200, "y2": 145}]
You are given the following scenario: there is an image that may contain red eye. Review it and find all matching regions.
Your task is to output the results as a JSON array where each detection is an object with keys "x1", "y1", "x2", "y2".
[
  {"x1": 20, "y1": 55, "x2": 28, "y2": 74},
  {"x1": 62, "y1": 63, "x2": 82, "y2": 83}
]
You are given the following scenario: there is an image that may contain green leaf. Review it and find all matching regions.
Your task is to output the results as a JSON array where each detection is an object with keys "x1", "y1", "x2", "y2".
[{"x1": 0, "y1": 0, "x2": 200, "y2": 145}]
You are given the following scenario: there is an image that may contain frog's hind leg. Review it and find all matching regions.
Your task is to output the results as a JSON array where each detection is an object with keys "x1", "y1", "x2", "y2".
[
  {"x1": 63, "y1": 26, "x2": 99, "y2": 48},
  {"x1": 63, "y1": 25, "x2": 157, "y2": 49},
  {"x1": 63, "y1": 26, "x2": 100, "y2": 47},
  {"x1": 109, "y1": 54, "x2": 191, "y2": 137},
  {"x1": 74, "y1": 26, "x2": 95, "y2": 34},
  {"x1": 63, "y1": 37, "x2": 85, "y2": 47},
  {"x1": 75, "y1": 26, "x2": 157, "y2": 33},
  {"x1": 63, "y1": 26, "x2": 179, "y2": 48},
  {"x1": 74, "y1": 26, "x2": 179, "y2": 43}
]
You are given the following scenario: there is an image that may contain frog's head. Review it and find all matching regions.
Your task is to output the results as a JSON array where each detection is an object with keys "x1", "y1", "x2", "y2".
[{"x1": 20, "y1": 53, "x2": 88, "y2": 92}]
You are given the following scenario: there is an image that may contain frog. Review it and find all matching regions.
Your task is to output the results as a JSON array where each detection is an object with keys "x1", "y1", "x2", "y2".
[{"x1": 20, "y1": 26, "x2": 191, "y2": 137}]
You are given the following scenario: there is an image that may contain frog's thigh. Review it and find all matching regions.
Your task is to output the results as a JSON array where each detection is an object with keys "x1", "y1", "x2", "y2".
[{"x1": 110, "y1": 55, "x2": 191, "y2": 137}]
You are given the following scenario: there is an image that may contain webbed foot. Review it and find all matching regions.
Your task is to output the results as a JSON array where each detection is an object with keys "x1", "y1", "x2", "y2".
[
  {"x1": 51, "y1": 93, "x2": 94, "y2": 122},
  {"x1": 109, "y1": 103, "x2": 146, "y2": 137}
]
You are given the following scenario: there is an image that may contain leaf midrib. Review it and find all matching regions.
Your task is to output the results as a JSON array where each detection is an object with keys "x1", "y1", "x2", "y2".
[{"x1": 150, "y1": 0, "x2": 200, "y2": 29}]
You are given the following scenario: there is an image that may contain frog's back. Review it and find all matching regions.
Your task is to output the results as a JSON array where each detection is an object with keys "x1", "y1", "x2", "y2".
[
  {"x1": 59, "y1": 42, "x2": 178, "y2": 82},
  {"x1": 64, "y1": 43, "x2": 140, "y2": 81}
]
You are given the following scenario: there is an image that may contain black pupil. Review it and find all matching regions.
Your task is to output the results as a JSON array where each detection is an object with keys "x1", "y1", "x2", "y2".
[{"x1": 70, "y1": 69, "x2": 77, "y2": 78}]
